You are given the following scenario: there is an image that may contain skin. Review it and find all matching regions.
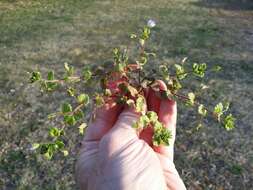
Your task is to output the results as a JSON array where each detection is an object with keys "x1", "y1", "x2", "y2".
[{"x1": 76, "y1": 81, "x2": 186, "y2": 190}]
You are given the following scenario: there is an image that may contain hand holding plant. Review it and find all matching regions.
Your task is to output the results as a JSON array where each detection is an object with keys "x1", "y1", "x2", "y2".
[{"x1": 75, "y1": 83, "x2": 186, "y2": 189}]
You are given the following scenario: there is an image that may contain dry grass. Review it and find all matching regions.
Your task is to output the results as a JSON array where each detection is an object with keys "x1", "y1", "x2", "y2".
[{"x1": 0, "y1": 0, "x2": 252, "y2": 189}]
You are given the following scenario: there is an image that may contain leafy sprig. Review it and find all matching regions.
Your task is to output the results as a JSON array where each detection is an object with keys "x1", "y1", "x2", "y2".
[{"x1": 29, "y1": 20, "x2": 235, "y2": 159}]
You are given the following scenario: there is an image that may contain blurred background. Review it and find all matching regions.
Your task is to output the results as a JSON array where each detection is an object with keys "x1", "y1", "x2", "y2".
[{"x1": 0, "y1": 0, "x2": 252, "y2": 189}]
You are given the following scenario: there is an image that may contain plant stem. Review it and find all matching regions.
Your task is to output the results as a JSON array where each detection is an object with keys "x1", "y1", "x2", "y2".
[
  {"x1": 170, "y1": 71, "x2": 194, "y2": 78},
  {"x1": 43, "y1": 76, "x2": 81, "y2": 83}
]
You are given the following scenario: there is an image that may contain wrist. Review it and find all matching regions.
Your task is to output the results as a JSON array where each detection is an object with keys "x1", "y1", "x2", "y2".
[{"x1": 157, "y1": 154, "x2": 186, "y2": 190}]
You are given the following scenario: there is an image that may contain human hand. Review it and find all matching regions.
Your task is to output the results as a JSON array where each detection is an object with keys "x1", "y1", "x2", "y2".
[{"x1": 75, "y1": 81, "x2": 186, "y2": 190}]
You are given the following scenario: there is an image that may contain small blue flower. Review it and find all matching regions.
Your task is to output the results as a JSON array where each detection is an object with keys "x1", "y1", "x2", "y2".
[{"x1": 147, "y1": 19, "x2": 156, "y2": 28}]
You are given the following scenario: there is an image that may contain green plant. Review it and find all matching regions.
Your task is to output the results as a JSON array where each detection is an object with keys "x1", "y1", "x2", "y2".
[{"x1": 29, "y1": 20, "x2": 235, "y2": 159}]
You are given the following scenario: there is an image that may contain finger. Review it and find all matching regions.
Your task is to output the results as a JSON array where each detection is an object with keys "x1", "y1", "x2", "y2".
[
  {"x1": 112, "y1": 107, "x2": 140, "y2": 138},
  {"x1": 99, "y1": 107, "x2": 141, "y2": 158},
  {"x1": 85, "y1": 101, "x2": 123, "y2": 141},
  {"x1": 154, "y1": 100, "x2": 177, "y2": 161},
  {"x1": 139, "y1": 126, "x2": 153, "y2": 146},
  {"x1": 159, "y1": 99, "x2": 177, "y2": 137},
  {"x1": 147, "y1": 85, "x2": 161, "y2": 113},
  {"x1": 157, "y1": 153, "x2": 187, "y2": 189},
  {"x1": 77, "y1": 102, "x2": 122, "y2": 190},
  {"x1": 141, "y1": 80, "x2": 167, "y2": 145},
  {"x1": 109, "y1": 95, "x2": 147, "y2": 138},
  {"x1": 147, "y1": 79, "x2": 167, "y2": 118}
]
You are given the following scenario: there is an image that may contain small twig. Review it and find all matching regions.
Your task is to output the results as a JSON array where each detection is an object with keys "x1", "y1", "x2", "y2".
[
  {"x1": 73, "y1": 103, "x2": 84, "y2": 113},
  {"x1": 170, "y1": 71, "x2": 193, "y2": 78},
  {"x1": 43, "y1": 76, "x2": 81, "y2": 83}
]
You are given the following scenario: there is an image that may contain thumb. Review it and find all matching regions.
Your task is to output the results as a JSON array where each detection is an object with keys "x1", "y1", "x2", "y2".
[
  {"x1": 104, "y1": 97, "x2": 147, "y2": 144},
  {"x1": 84, "y1": 101, "x2": 122, "y2": 142},
  {"x1": 154, "y1": 99, "x2": 177, "y2": 161},
  {"x1": 100, "y1": 108, "x2": 140, "y2": 158}
]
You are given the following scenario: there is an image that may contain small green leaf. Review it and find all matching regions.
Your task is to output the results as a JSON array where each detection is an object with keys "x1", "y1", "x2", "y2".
[
  {"x1": 153, "y1": 121, "x2": 172, "y2": 146},
  {"x1": 139, "y1": 115, "x2": 150, "y2": 128},
  {"x1": 49, "y1": 127, "x2": 61, "y2": 138},
  {"x1": 78, "y1": 123, "x2": 87, "y2": 135},
  {"x1": 159, "y1": 65, "x2": 168, "y2": 75},
  {"x1": 45, "y1": 81, "x2": 58, "y2": 91},
  {"x1": 159, "y1": 65, "x2": 170, "y2": 81},
  {"x1": 136, "y1": 96, "x2": 145, "y2": 114},
  {"x1": 42, "y1": 144, "x2": 56, "y2": 159},
  {"x1": 198, "y1": 104, "x2": 207, "y2": 116},
  {"x1": 30, "y1": 71, "x2": 41, "y2": 83},
  {"x1": 64, "y1": 62, "x2": 70, "y2": 71},
  {"x1": 214, "y1": 102, "x2": 223, "y2": 121},
  {"x1": 95, "y1": 94, "x2": 104, "y2": 107},
  {"x1": 74, "y1": 110, "x2": 84, "y2": 121},
  {"x1": 168, "y1": 78, "x2": 182, "y2": 92},
  {"x1": 64, "y1": 115, "x2": 76, "y2": 125},
  {"x1": 47, "y1": 71, "x2": 54, "y2": 80},
  {"x1": 61, "y1": 150, "x2": 69, "y2": 157},
  {"x1": 175, "y1": 64, "x2": 187, "y2": 80},
  {"x1": 64, "y1": 62, "x2": 74, "y2": 76},
  {"x1": 55, "y1": 140, "x2": 65, "y2": 150},
  {"x1": 214, "y1": 103, "x2": 223, "y2": 113},
  {"x1": 133, "y1": 115, "x2": 149, "y2": 129},
  {"x1": 188, "y1": 92, "x2": 195, "y2": 106},
  {"x1": 126, "y1": 99, "x2": 135, "y2": 107},
  {"x1": 192, "y1": 63, "x2": 207, "y2": 78},
  {"x1": 115, "y1": 63, "x2": 125, "y2": 72},
  {"x1": 67, "y1": 87, "x2": 75, "y2": 97},
  {"x1": 139, "y1": 56, "x2": 148, "y2": 66},
  {"x1": 224, "y1": 114, "x2": 235, "y2": 131},
  {"x1": 82, "y1": 68, "x2": 92, "y2": 82},
  {"x1": 139, "y1": 38, "x2": 145, "y2": 47},
  {"x1": 127, "y1": 85, "x2": 138, "y2": 97},
  {"x1": 171, "y1": 78, "x2": 182, "y2": 91},
  {"x1": 196, "y1": 123, "x2": 203, "y2": 130},
  {"x1": 113, "y1": 48, "x2": 119, "y2": 57},
  {"x1": 224, "y1": 101, "x2": 230, "y2": 112},
  {"x1": 212, "y1": 65, "x2": 222, "y2": 72},
  {"x1": 61, "y1": 103, "x2": 72, "y2": 113},
  {"x1": 31, "y1": 143, "x2": 40, "y2": 150},
  {"x1": 45, "y1": 71, "x2": 58, "y2": 91},
  {"x1": 141, "y1": 27, "x2": 151, "y2": 40},
  {"x1": 77, "y1": 94, "x2": 89, "y2": 105},
  {"x1": 200, "y1": 83, "x2": 209, "y2": 90},
  {"x1": 40, "y1": 144, "x2": 49, "y2": 154},
  {"x1": 44, "y1": 151, "x2": 53, "y2": 160},
  {"x1": 113, "y1": 48, "x2": 127, "y2": 65},
  {"x1": 181, "y1": 57, "x2": 188, "y2": 64},
  {"x1": 147, "y1": 111, "x2": 158, "y2": 122}
]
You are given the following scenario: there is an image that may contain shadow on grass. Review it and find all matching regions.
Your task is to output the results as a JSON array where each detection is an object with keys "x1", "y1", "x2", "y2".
[{"x1": 191, "y1": 0, "x2": 253, "y2": 11}]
